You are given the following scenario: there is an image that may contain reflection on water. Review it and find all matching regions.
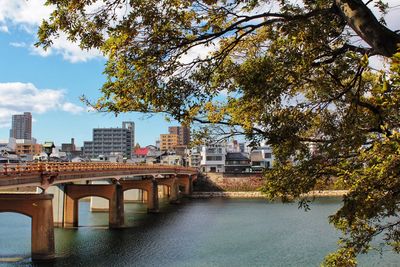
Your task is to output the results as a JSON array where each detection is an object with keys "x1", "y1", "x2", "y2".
[{"x1": 0, "y1": 197, "x2": 398, "y2": 266}]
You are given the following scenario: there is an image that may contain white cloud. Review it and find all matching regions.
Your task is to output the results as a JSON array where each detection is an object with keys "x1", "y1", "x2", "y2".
[
  {"x1": 0, "y1": 0, "x2": 102, "y2": 63},
  {"x1": 30, "y1": 34, "x2": 103, "y2": 63},
  {"x1": 61, "y1": 102, "x2": 85, "y2": 114},
  {"x1": 0, "y1": 24, "x2": 8, "y2": 33},
  {"x1": 0, "y1": 0, "x2": 399, "y2": 64},
  {"x1": 0, "y1": 0, "x2": 52, "y2": 31},
  {"x1": 9, "y1": 41, "x2": 26, "y2": 47},
  {"x1": 0, "y1": 82, "x2": 86, "y2": 128},
  {"x1": 178, "y1": 41, "x2": 219, "y2": 65}
]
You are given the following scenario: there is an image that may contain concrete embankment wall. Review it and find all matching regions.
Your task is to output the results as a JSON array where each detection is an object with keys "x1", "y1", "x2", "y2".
[
  {"x1": 193, "y1": 173, "x2": 347, "y2": 198},
  {"x1": 191, "y1": 190, "x2": 348, "y2": 199},
  {"x1": 194, "y1": 172, "x2": 264, "y2": 192}
]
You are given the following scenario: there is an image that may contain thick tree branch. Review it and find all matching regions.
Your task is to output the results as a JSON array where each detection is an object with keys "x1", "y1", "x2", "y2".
[{"x1": 335, "y1": 0, "x2": 400, "y2": 57}]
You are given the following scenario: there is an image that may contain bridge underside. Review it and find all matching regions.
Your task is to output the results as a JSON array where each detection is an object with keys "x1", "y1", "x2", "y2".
[{"x1": 0, "y1": 194, "x2": 55, "y2": 261}]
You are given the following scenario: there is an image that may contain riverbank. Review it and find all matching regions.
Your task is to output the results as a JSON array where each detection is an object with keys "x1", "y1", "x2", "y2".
[{"x1": 190, "y1": 190, "x2": 348, "y2": 199}]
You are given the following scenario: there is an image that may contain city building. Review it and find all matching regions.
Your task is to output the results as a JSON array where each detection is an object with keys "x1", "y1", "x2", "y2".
[
  {"x1": 160, "y1": 154, "x2": 183, "y2": 166},
  {"x1": 168, "y1": 125, "x2": 190, "y2": 146},
  {"x1": 186, "y1": 147, "x2": 201, "y2": 168},
  {"x1": 250, "y1": 146, "x2": 274, "y2": 170},
  {"x1": 160, "y1": 134, "x2": 179, "y2": 151},
  {"x1": 61, "y1": 138, "x2": 76, "y2": 152},
  {"x1": 159, "y1": 125, "x2": 191, "y2": 152},
  {"x1": 15, "y1": 139, "x2": 42, "y2": 160},
  {"x1": 0, "y1": 138, "x2": 16, "y2": 151},
  {"x1": 10, "y1": 112, "x2": 32, "y2": 140},
  {"x1": 225, "y1": 152, "x2": 251, "y2": 173},
  {"x1": 131, "y1": 147, "x2": 149, "y2": 163},
  {"x1": 60, "y1": 138, "x2": 82, "y2": 159},
  {"x1": 133, "y1": 147, "x2": 149, "y2": 159},
  {"x1": 226, "y1": 139, "x2": 241, "y2": 153},
  {"x1": 200, "y1": 143, "x2": 226, "y2": 173},
  {"x1": 83, "y1": 121, "x2": 135, "y2": 159}
]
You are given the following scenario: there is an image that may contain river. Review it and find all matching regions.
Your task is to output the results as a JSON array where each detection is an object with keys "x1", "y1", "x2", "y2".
[{"x1": 0, "y1": 197, "x2": 399, "y2": 266}]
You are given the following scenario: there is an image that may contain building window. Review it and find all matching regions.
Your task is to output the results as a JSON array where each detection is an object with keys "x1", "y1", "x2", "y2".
[
  {"x1": 264, "y1": 153, "x2": 272, "y2": 158},
  {"x1": 206, "y1": 156, "x2": 222, "y2": 161}
]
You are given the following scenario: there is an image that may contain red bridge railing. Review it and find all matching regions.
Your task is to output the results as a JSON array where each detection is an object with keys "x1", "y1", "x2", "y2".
[{"x1": 0, "y1": 162, "x2": 198, "y2": 176}]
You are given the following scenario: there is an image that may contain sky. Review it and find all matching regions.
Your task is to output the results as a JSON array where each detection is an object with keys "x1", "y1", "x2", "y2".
[
  {"x1": 0, "y1": 1, "x2": 399, "y2": 147},
  {"x1": 0, "y1": 0, "x2": 183, "y2": 147}
]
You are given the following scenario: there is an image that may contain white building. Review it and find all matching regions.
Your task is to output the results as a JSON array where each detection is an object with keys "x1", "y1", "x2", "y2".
[
  {"x1": 160, "y1": 154, "x2": 183, "y2": 166},
  {"x1": 226, "y1": 139, "x2": 241, "y2": 153},
  {"x1": 0, "y1": 138, "x2": 16, "y2": 151},
  {"x1": 250, "y1": 146, "x2": 274, "y2": 170},
  {"x1": 200, "y1": 143, "x2": 226, "y2": 173},
  {"x1": 186, "y1": 147, "x2": 201, "y2": 168}
]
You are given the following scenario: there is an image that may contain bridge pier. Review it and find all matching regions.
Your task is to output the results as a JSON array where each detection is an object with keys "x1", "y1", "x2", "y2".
[
  {"x1": 46, "y1": 185, "x2": 65, "y2": 227},
  {"x1": 178, "y1": 175, "x2": 193, "y2": 196},
  {"x1": 63, "y1": 184, "x2": 124, "y2": 228},
  {"x1": 0, "y1": 194, "x2": 55, "y2": 261}
]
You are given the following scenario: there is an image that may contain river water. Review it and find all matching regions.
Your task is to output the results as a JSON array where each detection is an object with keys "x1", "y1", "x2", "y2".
[{"x1": 0, "y1": 197, "x2": 399, "y2": 266}]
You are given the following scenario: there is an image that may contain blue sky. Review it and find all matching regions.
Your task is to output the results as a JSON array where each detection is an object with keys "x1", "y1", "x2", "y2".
[
  {"x1": 0, "y1": 1, "x2": 399, "y2": 147},
  {"x1": 0, "y1": 1, "x2": 181, "y2": 147}
]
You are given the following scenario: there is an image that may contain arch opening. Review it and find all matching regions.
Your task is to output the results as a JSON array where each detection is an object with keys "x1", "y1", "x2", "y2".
[
  {"x1": 123, "y1": 189, "x2": 148, "y2": 226},
  {"x1": 0, "y1": 212, "x2": 31, "y2": 262},
  {"x1": 157, "y1": 185, "x2": 170, "y2": 200},
  {"x1": 79, "y1": 197, "x2": 109, "y2": 227}
]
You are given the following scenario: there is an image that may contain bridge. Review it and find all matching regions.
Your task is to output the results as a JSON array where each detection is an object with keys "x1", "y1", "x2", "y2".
[{"x1": 0, "y1": 162, "x2": 198, "y2": 261}]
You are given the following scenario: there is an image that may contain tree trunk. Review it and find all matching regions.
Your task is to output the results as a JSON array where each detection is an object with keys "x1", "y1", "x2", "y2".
[{"x1": 335, "y1": 0, "x2": 400, "y2": 57}]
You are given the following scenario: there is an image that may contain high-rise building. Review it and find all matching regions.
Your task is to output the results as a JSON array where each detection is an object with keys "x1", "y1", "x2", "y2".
[
  {"x1": 160, "y1": 134, "x2": 179, "y2": 151},
  {"x1": 122, "y1": 121, "x2": 135, "y2": 146},
  {"x1": 83, "y1": 121, "x2": 135, "y2": 159},
  {"x1": 168, "y1": 125, "x2": 190, "y2": 146},
  {"x1": 10, "y1": 112, "x2": 32, "y2": 140}
]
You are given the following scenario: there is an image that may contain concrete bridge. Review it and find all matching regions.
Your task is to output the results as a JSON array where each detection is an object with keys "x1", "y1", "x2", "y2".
[{"x1": 0, "y1": 162, "x2": 198, "y2": 261}]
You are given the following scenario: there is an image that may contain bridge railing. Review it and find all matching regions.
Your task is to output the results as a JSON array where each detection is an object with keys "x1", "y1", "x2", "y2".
[{"x1": 0, "y1": 162, "x2": 197, "y2": 176}]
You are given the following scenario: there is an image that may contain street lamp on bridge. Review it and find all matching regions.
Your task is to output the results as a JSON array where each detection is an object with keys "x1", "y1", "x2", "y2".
[{"x1": 43, "y1": 141, "x2": 55, "y2": 161}]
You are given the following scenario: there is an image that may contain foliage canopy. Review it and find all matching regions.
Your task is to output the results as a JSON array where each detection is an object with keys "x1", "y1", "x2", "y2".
[{"x1": 38, "y1": 0, "x2": 400, "y2": 265}]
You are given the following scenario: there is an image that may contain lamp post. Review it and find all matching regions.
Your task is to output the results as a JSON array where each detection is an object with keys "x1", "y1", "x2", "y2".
[{"x1": 43, "y1": 141, "x2": 55, "y2": 161}]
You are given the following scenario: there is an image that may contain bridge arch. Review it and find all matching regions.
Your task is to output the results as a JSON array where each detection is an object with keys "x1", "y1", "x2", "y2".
[
  {"x1": 120, "y1": 179, "x2": 159, "y2": 212},
  {"x1": 156, "y1": 177, "x2": 179, "y2": 203},
  {"x1": 64, "y1": 184, "x2": 124, "y2": 228},
  {"x1": 0, "y1": 194, "x2": 55, "y2": 261}
]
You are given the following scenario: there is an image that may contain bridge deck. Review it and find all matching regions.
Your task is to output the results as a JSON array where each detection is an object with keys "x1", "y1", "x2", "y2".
[{"x1": 0, "y1": 163, "x2": 198, "y2": 189}]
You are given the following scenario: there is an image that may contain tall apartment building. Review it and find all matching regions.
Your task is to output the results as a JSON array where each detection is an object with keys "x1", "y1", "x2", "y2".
[
  {"x1": 83, "y1": 121, "x2": 135, "y2": 159},
  {"x1": 159, "y1": 125, "x2": 190, "y2": 151},
  {"x1": 168, "y1": 125, "x2": 190, "y2": 146},
  {"x1": 10, "y1": 112, "x2": 32, "y2": 139},
  {"x1": 160, "y1": 134, "x2": 179, "y2": 151}
]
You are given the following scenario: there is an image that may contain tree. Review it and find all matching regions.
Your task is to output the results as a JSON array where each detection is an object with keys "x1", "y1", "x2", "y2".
[{"x1": 37, "y1": 0, "x2": 400, "y2": 265}]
